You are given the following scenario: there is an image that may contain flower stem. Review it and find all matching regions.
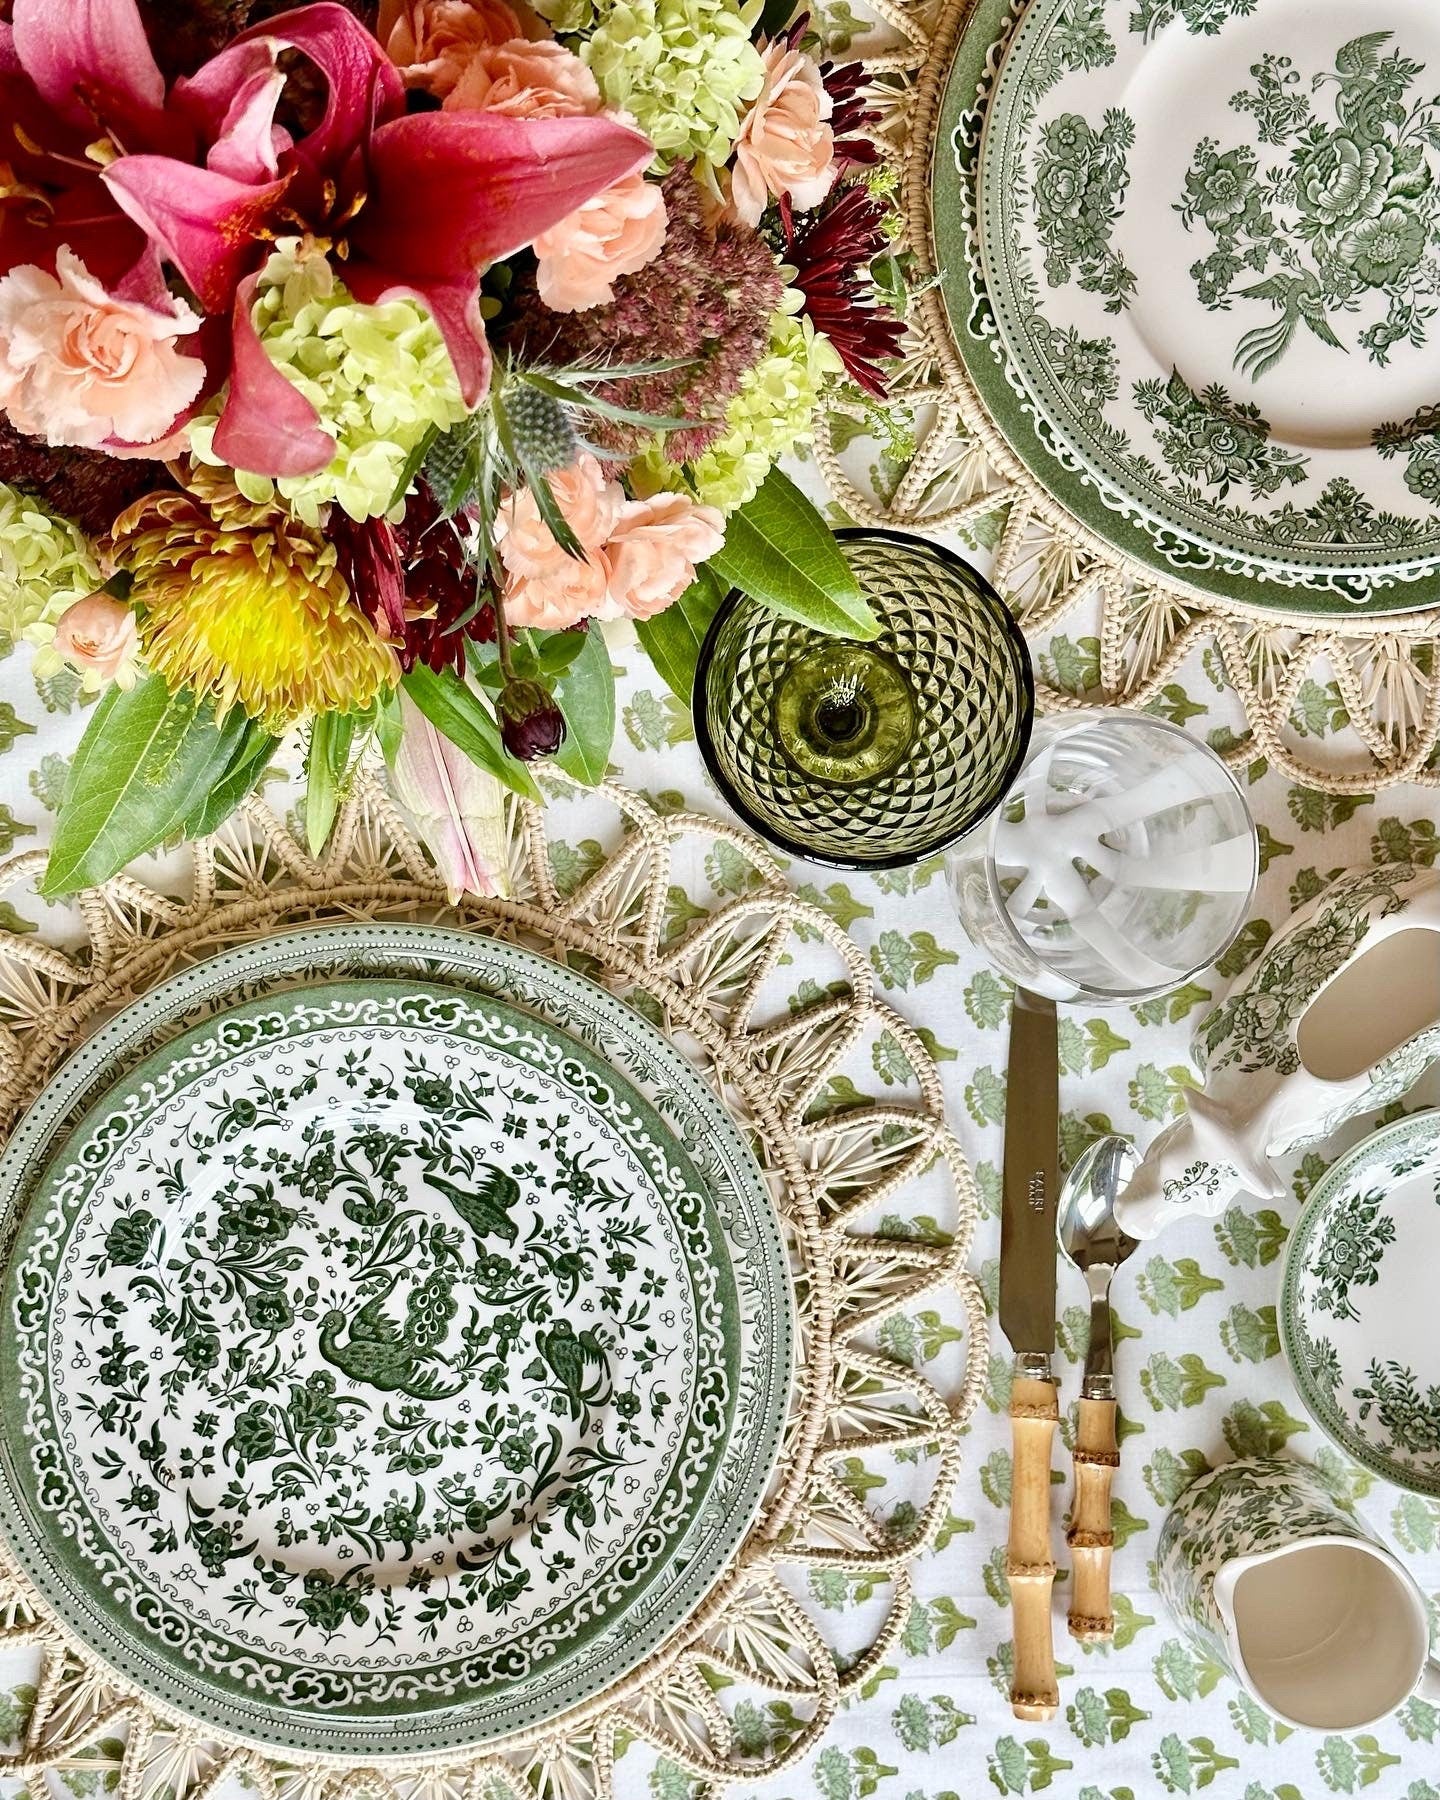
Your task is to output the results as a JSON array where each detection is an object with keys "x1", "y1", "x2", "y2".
[{"x1": 491, "y1": 576, "x2": 517, "y2": 684}]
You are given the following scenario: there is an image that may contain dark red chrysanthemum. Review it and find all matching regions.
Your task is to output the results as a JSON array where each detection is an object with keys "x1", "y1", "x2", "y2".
[
  {"x1": 822, "y1": 59, "x2": 881, "y2": 170},
  {"x1": 787, "y1": 185, "x2": 905, "y2": 397},
  {"x1": 329, "y1": 483, "x2": 494, "y2": 676}
]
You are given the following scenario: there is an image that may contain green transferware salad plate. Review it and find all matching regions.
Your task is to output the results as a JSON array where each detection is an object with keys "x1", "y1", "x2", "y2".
[
  {"x1": 941, "y1": 0, "x2": 1440, "y2": 608},
  {"x1": 0, "y1": 939, "x2": 793, "y2": 1758},
  {"x1": 1280, "y1": 1109, "x2": 1440, "y2": 1497}
]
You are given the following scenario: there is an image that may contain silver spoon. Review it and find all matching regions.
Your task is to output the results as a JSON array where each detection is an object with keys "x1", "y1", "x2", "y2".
[{"x1": 1057, "y1": 1134, "x2": 1140, "y2": 1644}]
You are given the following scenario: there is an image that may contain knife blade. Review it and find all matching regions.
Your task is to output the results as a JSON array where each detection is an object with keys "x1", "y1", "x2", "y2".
[
  {"x1": 1001, "y1": 988, "x2": 1060, "y2": 1723},
  {"x1": 1001, "y1": 989, "x2": 1060, "y2": 1362}
]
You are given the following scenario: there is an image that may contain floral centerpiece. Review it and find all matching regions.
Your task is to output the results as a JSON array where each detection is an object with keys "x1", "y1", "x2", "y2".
[{"x1": 0, "y1": 0, "x2": 904, "y2": 897}]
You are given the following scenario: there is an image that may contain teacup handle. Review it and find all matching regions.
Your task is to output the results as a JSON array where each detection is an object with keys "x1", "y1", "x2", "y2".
[{"x1": 1420, "y1": 1660, "x2": 1440, "y2": 1703}]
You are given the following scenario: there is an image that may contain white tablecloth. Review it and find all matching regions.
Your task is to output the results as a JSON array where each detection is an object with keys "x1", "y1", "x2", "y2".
[{"x1": 0, "y1": 596, "x2": 1437, "y2": 1800}]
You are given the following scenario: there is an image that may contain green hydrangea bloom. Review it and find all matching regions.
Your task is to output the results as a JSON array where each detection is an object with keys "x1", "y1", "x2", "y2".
[
  {"x1": 0, "y1": 481, "x2": 101, "y2": 645},
  {"x1": 638, "y1": 306, "x2": 843, "y2": 513},
  {"x1": 190, "y1": 240, "x2": 468, "y2": 526},
  {"x1": 533, "y1": 0, "x2": 597, "y2": 29},
  {"x1": 580, "y1": 0, "x2": 766, "y2": 163}
]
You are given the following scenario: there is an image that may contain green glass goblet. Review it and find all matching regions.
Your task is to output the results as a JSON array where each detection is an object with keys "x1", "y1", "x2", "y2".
[{"x1": 694, "y1": 529, "x2": 1034, "y2": 869}]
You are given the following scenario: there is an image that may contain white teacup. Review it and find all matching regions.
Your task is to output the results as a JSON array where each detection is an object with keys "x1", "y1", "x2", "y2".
[{"x1": 1158, "y1": 1457, "x2": 1439, "y2": 1731}]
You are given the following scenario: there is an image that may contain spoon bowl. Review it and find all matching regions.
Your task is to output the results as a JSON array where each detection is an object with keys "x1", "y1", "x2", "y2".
[{"x1": 1060, "y1": 1134, "x2": 1142, "y2": 1285}]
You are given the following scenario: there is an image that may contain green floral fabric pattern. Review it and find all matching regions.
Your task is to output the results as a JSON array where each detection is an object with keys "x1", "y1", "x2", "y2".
[{"x1": 0, "y1": 570, "x2": 1437, "y2": 1792}]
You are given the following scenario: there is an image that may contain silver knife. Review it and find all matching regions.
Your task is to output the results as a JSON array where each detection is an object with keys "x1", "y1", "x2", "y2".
[{"x1": 1000, "y1": 988, "x2": 1060, "y2": 1722}]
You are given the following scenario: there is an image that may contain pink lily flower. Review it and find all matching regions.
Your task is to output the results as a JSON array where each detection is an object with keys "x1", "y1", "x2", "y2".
[
  {"x1": 4, "y1": 0, "x2": 651, "y2": 474},
  {"x1": 99, "y1": 1, "x2": 649, "y2": 470},
  {"x1": 390, "y1": 691, "x2": 509, "y2": 902}
]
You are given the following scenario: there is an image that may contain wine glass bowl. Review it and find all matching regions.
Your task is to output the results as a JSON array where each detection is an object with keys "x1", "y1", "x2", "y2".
[{"x1": 693, "y1": 530, "x2": 1034, "y2": 869}]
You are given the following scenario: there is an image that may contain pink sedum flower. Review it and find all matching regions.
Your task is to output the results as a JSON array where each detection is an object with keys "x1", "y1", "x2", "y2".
[
  {"x1": 51, "y1": 591, "x2": 142, "y2": 690},
  {"x1": 534, "y1": 173, "x2": 667, "y2": 312},
  {"x1": 444, "y1": 38, "x2": 602, "y2": 118},
  {"x1": 377, "y1": 0, "x2": 539, "y2": 96},
  {"x1": 0, "y1": 246, "x2": 205, "y2": 449},
  {"x1": 730, "y1": 40, "x2": 837, "y2": 228},
  {"x1": 599, "y1": 492, "x2": 725, "y2": 620}
]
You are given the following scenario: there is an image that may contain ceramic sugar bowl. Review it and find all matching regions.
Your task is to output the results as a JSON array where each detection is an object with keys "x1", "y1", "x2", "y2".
[
  {"x1": 1116, "y1": 862, "x2": 1440, "y2": 1237},
  {"x1": 1159, "y1": 1457, "x2": 1440, "y2": 1733}
]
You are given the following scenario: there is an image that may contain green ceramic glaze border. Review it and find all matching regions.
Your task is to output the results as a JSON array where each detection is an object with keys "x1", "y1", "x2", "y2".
[
  {"x1": 929, "y1": 0, "x2": 1440, "y2": 615},
  {"x1": 0, "y1": 934, "x2": 794, "y2": 1757},
  {"x1": 980, "y1": 0, "x2": 1440, "y2": 585},
  {"x1": 4, "y1": 983, "x2": 733, "y2": 1736},
  {"x1": 1278, "y1": 1109, "x2": 1440, "y2": 1498}
]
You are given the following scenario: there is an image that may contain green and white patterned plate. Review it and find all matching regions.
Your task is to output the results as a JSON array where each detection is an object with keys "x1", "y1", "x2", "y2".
[
  {"x1": 1280, "y1": 1109, "x2": 1440, "y2": 1497},
  {"x1": 969, "y1": 0, "x2": 1440, "y2": 601},
  {"x1": 0, "y1": 939, "x2": 793, "y2": 1758}
]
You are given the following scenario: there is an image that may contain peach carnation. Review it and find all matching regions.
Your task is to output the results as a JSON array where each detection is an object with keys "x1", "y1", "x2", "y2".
[
  {"x1": 498, "y1": 457, "x2": 723, "y2": 629},
  {"x1": 730, "y1": 41, "x2": 836, "y2": 228},
  {"x1": 377, "y1": 0, "x2": 537, "y2": 95},
  {"x1": 51, "y1": 592, "x2": 141, "y2": 688},
  {"x1": 599, "y1": 492, "x2": 725, "y2": 620},
  {"x1": 497, "y1": 453, "x2": 620, "y2": 630},
  {"x1": 445, "y1": 38, "x2": 601, "y2": 118},
  {"x1": 534, "y1": 173, "x2": 667, "y2": 312},
  {"x1": 0, "y1": 247, "x2": 205, "y2": 450}
]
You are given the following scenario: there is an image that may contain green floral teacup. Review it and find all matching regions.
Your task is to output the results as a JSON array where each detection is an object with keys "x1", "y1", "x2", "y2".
[{"x1": 1159, "y1": 1457, "x2": 1440, "y2": 1732}]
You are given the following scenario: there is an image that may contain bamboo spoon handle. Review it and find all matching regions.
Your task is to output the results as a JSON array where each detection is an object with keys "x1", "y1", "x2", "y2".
[
  {"x1": 1008, "y1": 1374, "x2": 1059, "y2": 1721},
  {"x1": 1067, "y1": 1395, "x2": 1119, "y2": 1642}
]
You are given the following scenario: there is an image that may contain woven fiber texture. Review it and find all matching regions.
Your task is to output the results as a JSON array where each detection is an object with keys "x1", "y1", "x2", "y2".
[
  {"x1": 815, "y1": 0, "x2": 1440, "y2": 794},
  {"x1": 0, "y1": 773, "x2": 981, "y2": 1800}
]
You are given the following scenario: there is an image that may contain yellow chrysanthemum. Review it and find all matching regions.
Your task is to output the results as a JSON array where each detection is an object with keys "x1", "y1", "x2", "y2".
[{"x1": 109, "y1": 474, "x2": 396, "y2": 729}]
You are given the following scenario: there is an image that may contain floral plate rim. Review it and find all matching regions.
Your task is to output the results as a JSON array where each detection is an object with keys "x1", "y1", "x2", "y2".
[
  {"x1": 977, "y1": 0, "x2": 1440, "y2": 587},
  {"x1": 0, "y1": 930, "x2": 794, "y2": 1758},
  {"x1": 930, "y1": 0, "x2": 1440, "y2": 613},
  {"x1": 1278, "y1": 1107, "x2": 1440, "y2": 1498}
]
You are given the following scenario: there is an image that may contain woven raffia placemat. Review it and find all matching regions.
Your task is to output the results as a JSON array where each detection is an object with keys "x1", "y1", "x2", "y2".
[
  {"x1": 0, "y1": 776, "x2": 981, "y2": 1800},
  {"x1": 816, "y1": 0, "x2": 1440, "y2": 794}
]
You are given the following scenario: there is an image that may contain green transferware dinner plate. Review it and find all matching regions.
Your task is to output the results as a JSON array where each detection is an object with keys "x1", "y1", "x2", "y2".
[
  {"x1": 933, "y1": 0, "x2": 1440, "y2": 612},
  {"x1": 1280, "y1": 1109, "x2": 1440, "y2": 1497},
  {"x1": 0, "y1": 939, "x2": 793, "y2": 1758}
]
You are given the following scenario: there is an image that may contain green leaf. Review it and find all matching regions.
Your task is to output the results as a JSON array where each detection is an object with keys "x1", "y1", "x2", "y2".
[
  {"x1": 386, "y1": 423, "x2": 438, "y2": 511},
  {"x1": 521, "y1": 369, "x2": 690, "y2": 432},
  {"x1": 401, "y1": 664, "x2": 540, "y2": 802},
  {"x1": 552, "y1": 628, "x2": 615, "y2": 785},
  {"x1": 532, "y1": 630, "x2": 588, "y2": 676},
  {"x1": 709, "y1": 468, "x2": 879, "y2": 638},
  {"x1": 758, "y1": 0, "x2": 798, "y2": 36},
  {"x1": 376, "y1": 689, "x2": 405, "y2": 765},
  {"x1": 634, "y1": 566, "x2": 725, "y2": 703},
  {"x1": 179, "y1": 721, "x2": 278, "y2": 840},
  {"x1": 43, "y1": 677, "x2": 259, "y2": 895},
  {"x1": 304, "y1": 711, "x2": 357, "y2": 855}
]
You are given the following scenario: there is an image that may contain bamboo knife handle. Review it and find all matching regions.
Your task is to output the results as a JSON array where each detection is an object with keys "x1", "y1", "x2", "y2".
[
  {"x1": 1067, "y1": 1395, "x2": 1118, "y2": 1643},
  {"x1": 1008, "y1": 1374, "x2": 1059, "y2": 1721}
]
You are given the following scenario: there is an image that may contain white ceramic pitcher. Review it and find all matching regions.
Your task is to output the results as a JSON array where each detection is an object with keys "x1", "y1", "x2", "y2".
[
  {"x1": 1158, "y1": 1457, "x2": 1440, "y2": 1732},
  {"x1": 1117, "y1": 863, "x2": 1440, "y2": 1237}
]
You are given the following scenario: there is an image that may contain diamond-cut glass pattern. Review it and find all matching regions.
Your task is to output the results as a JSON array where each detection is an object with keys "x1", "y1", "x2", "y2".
[{"x1": 696, "y1": 531, "x2": 1034, "y2": 868}]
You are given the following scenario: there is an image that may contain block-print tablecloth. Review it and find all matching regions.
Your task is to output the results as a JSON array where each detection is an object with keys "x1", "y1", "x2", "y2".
[{"x1": 0, "y1": 558, "x2": 1436, "y2": 1800}]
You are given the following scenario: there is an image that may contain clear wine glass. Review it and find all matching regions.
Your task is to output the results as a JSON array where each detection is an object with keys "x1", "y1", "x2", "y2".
[{"x1": 947, "y1": 709, "x2": 1258, "y2": 1004}]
